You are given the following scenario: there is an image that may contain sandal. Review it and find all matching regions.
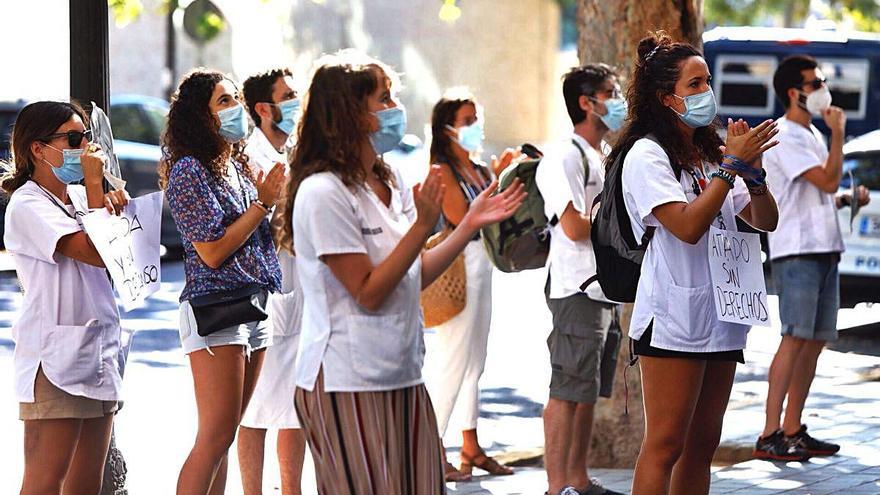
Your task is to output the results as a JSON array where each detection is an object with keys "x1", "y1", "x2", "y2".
[
  {"x1": 459, "y1": 451, "x2": 514, "y2": 476},
  {"x1": 444, "y1": 461, "x2": 472, "y2": 482}
]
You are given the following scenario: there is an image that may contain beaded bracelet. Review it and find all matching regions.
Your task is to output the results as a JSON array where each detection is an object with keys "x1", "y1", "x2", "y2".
[
  {"x1": 709, "y1": 170, "x2": 735, "y2": 189},
  {"x1": 747, "y1": 183, "x2": 769, "y2": 196}
]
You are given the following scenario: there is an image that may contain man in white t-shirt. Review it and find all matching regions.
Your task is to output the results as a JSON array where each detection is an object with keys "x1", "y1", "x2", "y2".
[
  {"x1": 757, "y1": 55, "x2": 870, "y2": 461},
  {"x1": 535, "y1": 64, "x2": 625, "y2": 495},
  {"x1": 238, "y1": 68, "x2": 307, "y2": 495}
]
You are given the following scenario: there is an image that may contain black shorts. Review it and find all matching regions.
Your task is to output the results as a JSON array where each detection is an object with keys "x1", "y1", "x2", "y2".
[{"x1": 632, "y1": 322, "x2": 744, "y2": 363}]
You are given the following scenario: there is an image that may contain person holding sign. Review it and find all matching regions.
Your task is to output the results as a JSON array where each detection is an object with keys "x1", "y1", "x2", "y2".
[
  {"x1": 160, "y1": 69, "x2": 285, "y2": 495},
  {"x1": 1, "y1": 100, "x2": 130, "y2": 495},
  {"x1": 238, "y1": 67, "x2": 308, "y2": 495},
  {"x1": 613, "y1": 32, "x2": 779, "y2": 495},
  {"x1": 283, "y1": 51, "x2": 526, "y2": 494},
  {"x1": 755, "y1": 55, "x2": 871, "y2": 461}
]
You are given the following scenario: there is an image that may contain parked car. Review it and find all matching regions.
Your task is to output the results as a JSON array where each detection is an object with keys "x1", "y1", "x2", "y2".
[
  {"x1": 109, "y1": 95, "x2": 180, "y2": 251},
  {"x1": 838, "y1": 130, "x2": 880, "y2": 307},
  {"x1": 704, "y1": 27, "x2": 880, "y2": 138}
]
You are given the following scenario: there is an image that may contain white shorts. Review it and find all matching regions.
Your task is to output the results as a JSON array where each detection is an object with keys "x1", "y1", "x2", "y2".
[{"x1": 178, "y1": 296, "x2": 273, "y2": 356}]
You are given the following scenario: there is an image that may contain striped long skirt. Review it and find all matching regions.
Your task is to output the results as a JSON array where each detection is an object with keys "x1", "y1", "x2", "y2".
[{"x1": 294, "y1": 371, "x2": 446, "y2": 495}]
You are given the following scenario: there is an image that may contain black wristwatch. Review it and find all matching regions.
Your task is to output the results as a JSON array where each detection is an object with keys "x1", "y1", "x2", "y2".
[{"x1": 253, "y1": 199, "x2": 272, "y2": 213}]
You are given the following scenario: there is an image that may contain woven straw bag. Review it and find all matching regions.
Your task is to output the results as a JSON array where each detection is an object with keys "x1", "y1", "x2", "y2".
[{"x1": 420, "y1": 228, "x2": 467, "y2": 327}]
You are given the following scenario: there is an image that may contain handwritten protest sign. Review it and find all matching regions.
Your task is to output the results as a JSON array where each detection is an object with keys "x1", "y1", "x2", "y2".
[
  {"x1": 82, "y1": 192, "x2": 163, "y2": 312},
  {"x1": 707, "y1": 225, "x2": 770, "y2": 327}
]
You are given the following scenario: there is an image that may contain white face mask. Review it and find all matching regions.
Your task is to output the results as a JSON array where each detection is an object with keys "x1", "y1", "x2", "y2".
[{"x1": 802, "y1": 86, "x2": 833, "y2": 115}]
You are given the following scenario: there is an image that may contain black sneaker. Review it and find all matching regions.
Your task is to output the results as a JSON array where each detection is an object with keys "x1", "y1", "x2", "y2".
[
  {"x1": 753, "y1": 430, "x2": 811, "y2": 461},
  {"x1": 578, "y1": 479, "x2": 625, "y2": 495},
  {"x1": 788, "y1": 424, "x2": 840, "y2": 456}
]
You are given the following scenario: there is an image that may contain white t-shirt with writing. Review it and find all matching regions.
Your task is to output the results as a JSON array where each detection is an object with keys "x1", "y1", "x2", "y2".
[
  {"x1": 622, "y1": 138, "x2": 752, "y2": 353},
  {"x1": 293, "y1": 169, "x2": 424, "y2": 392},
  {"x1": 764, "y1": 117, "x2": 843, "y2": 260},
  {"x1": 4, "y1": 182, "x2": 128, "y2": 402},
  {"x1": 535, "y1": 133, "x2": 611, "y2": 301}
]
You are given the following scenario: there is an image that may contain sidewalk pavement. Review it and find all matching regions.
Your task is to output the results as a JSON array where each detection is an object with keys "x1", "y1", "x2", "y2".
[{"x1": 0, "y1": 266, "x2": 878, "y2": 493}]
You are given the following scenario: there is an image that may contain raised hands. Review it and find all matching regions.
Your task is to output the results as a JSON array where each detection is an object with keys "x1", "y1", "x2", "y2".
[
  {"x1": 462, "y1": 179, "x2": 527, "y2": 230},
  {"x1": 255, "y1": 162, "x2": 286, "y2": 207},
  {"x1": 414, "y1": 165, "x2": 446, "y2": 230},
  {"x1": 724, "y1": 118, "x2": 779, "y2": 168}
]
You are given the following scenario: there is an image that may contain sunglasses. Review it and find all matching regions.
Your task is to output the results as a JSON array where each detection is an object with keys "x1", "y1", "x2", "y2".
[
  {"x1": 800, "y1": 78, "x2": 827, "y2": 91},
  {"x1": 41, "y1": 129, "x2": 92, "y2": 148}
]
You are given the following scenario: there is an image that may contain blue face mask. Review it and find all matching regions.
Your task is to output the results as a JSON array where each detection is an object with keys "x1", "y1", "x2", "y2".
[
  {"x1": 218, "y1": 104, "x2": 248, "y2": 143},
  {"x1": 273, "y1": 98, "x2": 301, "y2": 135},
  {"x1": 370, "y1": 106, "x2": 407, "y2": 155},
  {"x1": 672, "y1": 88, "x2": 717, "y2": 128},
  {"x1": 43, "y1": 144, "x2": 85, "y2": 184},
  {"x1": 447, "y1": 122, "x2": 484, "y2": 153},
  {"x1": 594, "y1": 97, "x2": 627, "y2": 131}
]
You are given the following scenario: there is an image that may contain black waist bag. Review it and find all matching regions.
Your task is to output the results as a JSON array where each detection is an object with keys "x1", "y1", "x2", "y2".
[{"x1": 190, "y1": 283, "x2": 269, "y2": 336}]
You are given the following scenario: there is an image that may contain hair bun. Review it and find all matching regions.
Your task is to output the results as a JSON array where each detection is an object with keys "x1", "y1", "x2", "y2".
[{"x1": 637, "y1": 31, "x2": 672, "y2": 63}]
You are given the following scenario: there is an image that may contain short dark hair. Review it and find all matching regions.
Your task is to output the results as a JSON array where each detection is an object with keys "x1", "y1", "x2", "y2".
[
  {"x1": 773, "y1": 55, "x2": 818, "y2": 109},
  {"x1": 562, "y1": 63, "x2": 616, "y2": 125},
  {"x1": 243, "y1": 68, "x2": 293, "y2": 127}
]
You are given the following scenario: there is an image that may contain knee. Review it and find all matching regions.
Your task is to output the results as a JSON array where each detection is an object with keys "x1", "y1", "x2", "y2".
[
  {"x1": 642, "y1": 433, "x2": 686, "y2": 470},
  {"x1": 195, "y1": 425, "x2": 238, "y2": 456}
]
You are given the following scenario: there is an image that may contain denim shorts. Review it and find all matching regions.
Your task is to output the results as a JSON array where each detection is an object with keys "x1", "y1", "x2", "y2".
[
  {"x1": 178, "y1": 292, "x2": 273, "y2": 356},
  {"x1": 772, "y1": 253, "x2": 840, "y2": 342}
]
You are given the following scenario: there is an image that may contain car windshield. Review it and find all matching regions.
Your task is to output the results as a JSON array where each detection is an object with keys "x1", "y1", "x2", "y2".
[{"x1": 841, "y1": 152, "x2": 880, "y2": 190}]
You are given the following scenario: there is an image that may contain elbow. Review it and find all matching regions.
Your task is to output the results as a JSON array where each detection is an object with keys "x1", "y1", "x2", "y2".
[
  {"x1": 356, "y1": 294, "x2": 385, "y2": 313},
  {"x1": 819, "y1": 182, "x2": 839, "y2": 194},
  {"x1": 201, "y1": 254, "x2": 224, "y2": 270},
  {"x1": 680, "y1": 228, "x2": 704, "y2": 245}
]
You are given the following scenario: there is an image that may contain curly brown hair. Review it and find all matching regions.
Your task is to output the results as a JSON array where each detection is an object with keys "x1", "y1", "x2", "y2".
[
  {"x1": 279, "y1": 52, "x2": 398, "y2": 252},
  {"x1": 159, "y1": 68, "x2": 251, "y2": 189},
  {"x1": 606, "y1": 31, "x2": 723, "y2": 173}
]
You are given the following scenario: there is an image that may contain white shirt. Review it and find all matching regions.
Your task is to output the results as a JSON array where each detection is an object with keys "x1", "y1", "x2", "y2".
[
  {"x1": 4, "y1": 182, "x2": 128, "y2": 402},
  {"x1": 622, "y1": 138, "x2": 752, "y2": 352},
  {"x1": 293, "y1": 170, "x2": 424, "y2": 392},
  {"x1": 536, "y1": 133, "x2": 611, "y2": 301},
  {"x1": 764, "y1": 117, "x2": 844, "y2": 260},
  {"x1": 245, "y1": 127, "x2": 302, "y2": 336},
  {"x1": 244, "y1": 127, "x2": 287, "y2": 175}
]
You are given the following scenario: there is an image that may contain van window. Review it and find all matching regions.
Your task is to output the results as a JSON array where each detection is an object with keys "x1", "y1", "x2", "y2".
[
  {"x1": 714, "y1": 55, "x2": 776, "y2": 116},
  {"x1": 841, "y1": 153, "x2": 880, "y2": 191},
  {"x1": 817, "y1": 58, "x2": 869, "y2": 120}
]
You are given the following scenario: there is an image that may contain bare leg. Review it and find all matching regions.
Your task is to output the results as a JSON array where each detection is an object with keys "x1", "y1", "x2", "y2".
[
  {"x1": 62, "y1": 414, "x2": 114, "y2": 495},
  {"x1": 762, "y1": 336, "x2": 806, "y2": 437},
  {"x1": 177, "y1": 346, "x2": 249, "y2": 495},
  {"x1": 21, "y1": 418, "x2": 82, "y2": 495},
  {"x1": 237, "y1": 426, "x2": 267, "y2": 495},
  {"x1": 631, "y1": 357, "x2": 705, "y2": 495},
  {"x1": 277, "y1": 428, "x2": 307, "y2": 495},
  {"x1": 544, "y1": 398, "x2": 577, "y2": 494},
  {"x1": 782, "y1": 340, "x2": 824, "y2": 435},
  {"x1": 567, "y1": 403, "x2": 595, "y2": 492},
  {"x1": 670, "y1": 361, "x2": 737, "y2": 495}
]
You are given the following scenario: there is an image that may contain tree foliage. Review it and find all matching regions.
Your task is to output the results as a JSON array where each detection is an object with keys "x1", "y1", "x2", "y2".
[{"x1": 705, "y1": 0, "x2": 880, "y2": 31}]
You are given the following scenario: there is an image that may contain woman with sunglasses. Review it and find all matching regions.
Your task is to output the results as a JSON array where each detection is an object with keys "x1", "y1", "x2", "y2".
[
  {"x1": 1, "y1": 100, "x2": 129, "y2": 494},
  {"x1": 160, "y1": 69, "x2": 286, "y2": 495}
]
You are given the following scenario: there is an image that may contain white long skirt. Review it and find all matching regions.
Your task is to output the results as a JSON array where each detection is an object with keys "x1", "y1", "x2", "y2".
[
  {"x1": 240, "y1": 250, "x2": 303, "y2": 429},
  {"x1": 424, "y1": 240, "x2": 493, "y2": 435}
]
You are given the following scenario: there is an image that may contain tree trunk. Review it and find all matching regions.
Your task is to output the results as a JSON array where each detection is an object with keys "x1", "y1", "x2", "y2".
[
  {"x1": 576, "y1": 0, "x2": 704, "y2": 468},
  {"x1": 577, "y1": 0, "x2": 703, "y2": 80}
]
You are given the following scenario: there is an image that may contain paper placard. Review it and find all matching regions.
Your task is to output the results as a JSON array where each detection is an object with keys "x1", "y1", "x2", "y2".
[
  {"x1": 82, "y1": 192, "x2": 163, "y2": 312},
  {"x1": 707, "y1": 225, "x2": 770, "y2": 327}
]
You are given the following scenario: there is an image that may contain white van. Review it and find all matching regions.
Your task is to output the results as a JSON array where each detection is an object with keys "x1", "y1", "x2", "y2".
[{"x1": 838, "y1": 130, "x2": 880, "y2": 307}]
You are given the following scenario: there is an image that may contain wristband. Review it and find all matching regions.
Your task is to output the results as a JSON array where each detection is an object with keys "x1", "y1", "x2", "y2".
[
  {"x1": 747, "y1": 183, "x2": 769, "y2": 196},
  {"x1": 743, "y1": 167, "x2": 767, "y2": 187},
  {"x1": 710, "y1": 170, "x2": 735, "y2": 189},
  {"x1": 253, "y1": 199, "x2": 272, "y2": 213},
  {"x1": 721, "y1": 154, "x2": 764, "y2": 182}
]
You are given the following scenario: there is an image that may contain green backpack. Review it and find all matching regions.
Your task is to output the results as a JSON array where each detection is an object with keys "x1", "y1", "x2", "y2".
[{"x1": 481, "y1": 140, "x2": 588, "y2": 272}]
